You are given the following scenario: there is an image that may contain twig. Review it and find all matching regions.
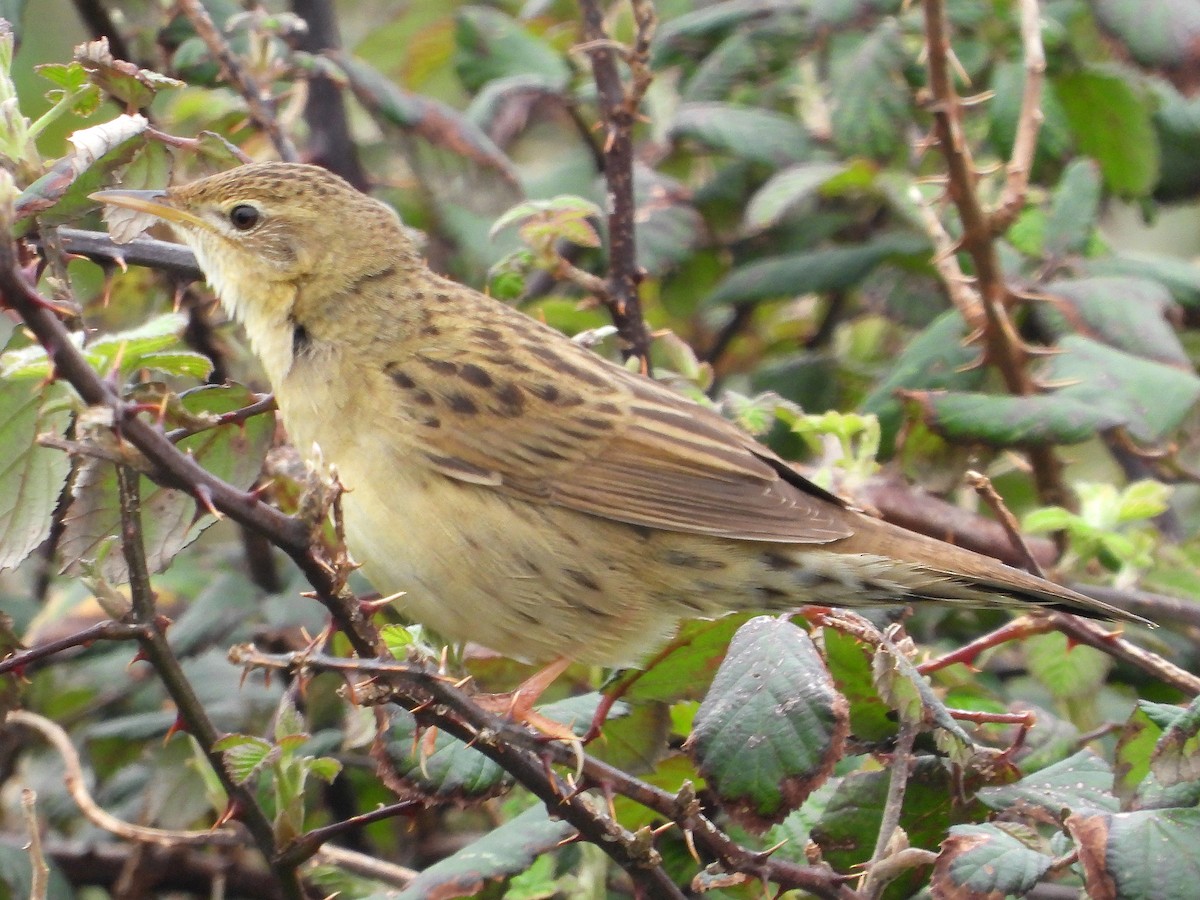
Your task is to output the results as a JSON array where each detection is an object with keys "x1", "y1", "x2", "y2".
[
  {"x1": 278, "y1": 799, "x2": 423, "y2": 868},
  {"x1": 861, "y1": 719, "x2": 919, "y2": 899},
  {"x1": 115, "y1": 465, "x2": 306, "y2": 895},
  {"x1": 920, "y1": 0, "x2": 1068, "y2": 508},
  {"x1": 965, "y1": 469, "x2": 1045, "y2": 575},
  {"x1": 7, "y1": 710, "x2": 243, "y2": 847},
  {"x1": 177, "y1": 0, "x2": 299, "y2": 162},
  {"x1": 1047, "y1": 613, "x2": 1200, "y2": 696},
  {"x1": 21, "y1": 789, "x2": 48, "y2": 900},
  {"x1": 991, "y1": 0, "x2": 1045, "y2": 232},
  {"x1": 0, "y1": 620, "x2": 149, "y2": 676},
  {"x1": 54, "y1": 227, "x2": 202, "y2": 282},
  {"x1": 576, "y1": 0, "x2": 655, "y2": 368},
  {"x1": 918, "y1": 616, "x2": 1051, "y2": 674},
  {"x1": 311, "y1": 844, "x2": 417, "y2": 887},
  {"x1": 289, "y1": 0, "x2": 367, "y2": 189}
]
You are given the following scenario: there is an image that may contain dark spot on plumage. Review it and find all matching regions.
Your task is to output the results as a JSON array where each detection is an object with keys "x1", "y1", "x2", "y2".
[
  {"x1": 565, "y1": 568, "x2": 602, "y2": 591},
  {"x1": 412, "y1": 290, "x2": 425, "y2": 301},
  {"x1": 557, "y1": 426, "x2": 597, "y2": 442},
  {"x1": 421, "y1": 415, "x2": 441, "y2": 428},
  {"x1": 424, "y1": 452, "x2": 494, "y2": 479},
  {"x1": 763, "y1": 552, "x2": 793, "y2": 572},
  {"x1": 458, "y1": 363, "x2": 493, "y2": 387},
  {"x1": 486, "y1": 354, "x2": 533, "y2": 374},
  {"x1": 435, "y1": 292, "x2": 453, "y2": 304},
  {"x1": 490, "y1": 381, "x2": 525, "y2": 416},
  {"x1": 523, "y1": 559, "x2": 542, "y2": 576},
  {"x1": 662, "y1": 550, "x2": 727, "y2": 571},
  {"x1": 346, "y1": 264, "x2": 398, "y2": 293},
  {"x1": 632, "y1": 525, "x2": 655, "y2": 540},
  {"x1": 291, "y1": 322, "x2": 312, "y2": 358},
  {"x1": 527, "y1": 444, "x2": 567, "y2": 460},
  {"x1": 411, "y1": 389, "x2": 436, "y2": 406},
  {"x1": 758, "y1": 585, "x2": 790, "y2": 603},
  {"x1": 593, "y1": 401, "x2": 621, "y2": 416},
  {"x1": 528, "y1": 383, "x2": 559, "y2": 402},
  {"x1": 387, "y1": 367, "x2": 416, "y2": 389},
  {"x1": 472, "y1": 326, "x2": 508, "y2": 350},
  {"x1": 418, "y1": 355, "x2": 458, "y2": 376},
  {"x1": 447, "y1": 392, "x2": 478, "y2": 414},
  {"x1": 420, "y1": 323, "x2": 440, "y2": 337},
  {"x1": 516, "y1": 608, "x2": 539, "y2": 624},
  {"x1": 576, "y1": 416, "x2": 613, "y2": 431},
  {"x1": 526, "y1": 344, "x2": 610, "y2": 388}
]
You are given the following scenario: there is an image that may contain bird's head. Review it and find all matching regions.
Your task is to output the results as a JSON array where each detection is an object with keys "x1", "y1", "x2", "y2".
[{"x1": 91, "y1": 162, "x2": 414, "y2": 324}]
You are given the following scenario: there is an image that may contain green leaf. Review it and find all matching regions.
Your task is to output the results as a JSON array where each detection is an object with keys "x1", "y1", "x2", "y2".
[
  {"x1": 1083, "y1": 253, "x2": 1200, "y2": 310},
  {"x1": 903, "y1": 390, "x2": 1123, "y2": 447},
  {"x1": 860, "y1": 310, "x2": 988, "y2": 454},
  {"x1": 633, "y1": 166, "x2": 704, "y2": 276},
  {"x1": 1116, "y1": 703, "x2": 1163, "y2": 805},
  {"x1": 1053, "y1": 66, "x2": 1159, "y2": 198},
  {"x1": 0, "y1": 379, "x2": 71, "y2": 571},
  {"x1": 703, "y1": 233, "x2": 927, "y2": 307},
  {"x1": 813, "y1": 756, "x2": 963, "y2": 880},
  {"x1": 385, "y1": 707, "x2": 510, "y2": 798},
  {"x1": 1091, "y1": 0, "x2": 1200, "y2": 69},
  {"x1": 669, "y1": 102, "x2": 811, "y2": 167},
  {"x1": 978, "y1": 749, "x2": 1119, "y2": 815},
  {"x1": 1045, "y1": 159, "x2": 1102, "y2": 257},
  {"x1": 396, "y1": 804, "x2": 575, "y2": 900},
  {"x1": 989, "y1": 60, "x2": 1073, "y2": 172},
  {"x1": 933, "y1": 823, "x2": 1054, "y2": 898},
  {"x1": 1041, "y1": 335, "x2": 1200, "y2": 443},
  {"x1": 1068, "y1": 807, "x2": 1200, "y2": 900},
  {"x1": 828, "y1": 19, "x2": 908, "y2": 159},
  {"x1": 1024, "y1": 632, "x2": 1111, "y2": 700},
  {"x1": 16, "y1": 114, "x2": 148, "y2": 223},
  {"x1": 822, "y1": 626, "x2": 894, "y2": 743},
  {"x1": 742, "y1": 161, "x2": 848, "y2": 235},
  {"x1": 453, "y1": 6, "x2": 569, "y2": 93},
  {"x1": 1152, "y1": 694, "x2": 1200, "y2": 789},
  {"x1": 687, "y1": 616, "x2": 849, "y2": 832},
  {"x1": 213, "y1": 734, "x2": 277, "y2": 785},
  {"x1": 1037, "y1": 277, "x2": 1186, "y2": 367},
  {"x1": 75, "y1": 38, "x2": 184, "y2": 110},
  {"x1": 59, "y1": 384, "x2": 274, "y2": 583}
]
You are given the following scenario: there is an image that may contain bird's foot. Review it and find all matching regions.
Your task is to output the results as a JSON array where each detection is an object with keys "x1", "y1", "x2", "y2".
[{"x1": 473, "y1": 656, "x2": 579, "y2": 741}]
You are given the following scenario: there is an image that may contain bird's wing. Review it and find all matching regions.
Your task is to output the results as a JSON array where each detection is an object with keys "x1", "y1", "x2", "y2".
[{"x1": 381, "y1": 292, "x2": 852, "y2": 544}]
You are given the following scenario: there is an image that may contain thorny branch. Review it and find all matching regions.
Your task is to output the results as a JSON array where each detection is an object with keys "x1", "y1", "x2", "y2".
[
  {"x1": 577, "y1": 0, "x2": 655, "y2": 368},
  {"x1": 919, "y1": 0, "x2": 1068, "y2": 507},
  {"x1": 177, "y1": 0, "x2": 299, "y2": 163}
]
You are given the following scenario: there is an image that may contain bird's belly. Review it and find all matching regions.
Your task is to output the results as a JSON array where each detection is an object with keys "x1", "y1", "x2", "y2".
[{"x1": 331, "y1": 453, "x2": 768, "y2": 666}]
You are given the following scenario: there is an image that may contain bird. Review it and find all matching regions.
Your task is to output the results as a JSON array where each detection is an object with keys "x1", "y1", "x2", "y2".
[{"x1": 91, "y1": 162, "x2": 1147, "y2": 674}]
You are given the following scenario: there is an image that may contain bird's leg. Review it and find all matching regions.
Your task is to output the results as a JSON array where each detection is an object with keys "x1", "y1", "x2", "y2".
[{"x1": 474, "y1": 655, "x2": 577, "y2": 740}]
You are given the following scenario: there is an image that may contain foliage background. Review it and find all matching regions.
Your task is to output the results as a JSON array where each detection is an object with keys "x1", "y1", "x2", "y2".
[{"x1": 2, "y1": 0, "x2": 1200, "y2": 898}]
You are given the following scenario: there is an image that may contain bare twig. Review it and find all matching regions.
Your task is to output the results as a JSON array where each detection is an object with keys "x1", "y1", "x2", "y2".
[
  {"x1": 0, "y1": 620, "x2": 149, "y2": 676},
  {"x1": 576, "y1": 0, "x2": 655, "y2": 368},
  {"x1": 177, "y1": 0, "x2": 299, "y2": 162},
  {"x1": 861, "y1": 719, "x2": 919, "y2": 900},
  {"x1": 965, "y1": 469, "x2": 1045, "y2": 575},
  {"x1": 991, "y1": 0, "x2": 1046, "y2": 232},
  {"x1": 21, "y1": 789, "x2": 49, "y2": 900},
  {"x1": 7, "y1": 710, "x2": 243, "y2": 847},
  {"x1": 1048, "y1": 613, "x2": 1200, "y2": 696}
]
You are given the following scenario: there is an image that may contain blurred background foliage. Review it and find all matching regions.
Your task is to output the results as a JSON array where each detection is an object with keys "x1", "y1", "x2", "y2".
[{"x1": 3, "y1": 0, "x2": 1200, "y2": 897}]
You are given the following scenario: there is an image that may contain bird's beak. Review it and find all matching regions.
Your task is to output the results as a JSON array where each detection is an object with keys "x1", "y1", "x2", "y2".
[{"x1": 88, "y1": 189, "x2": 208, "y2": 230}]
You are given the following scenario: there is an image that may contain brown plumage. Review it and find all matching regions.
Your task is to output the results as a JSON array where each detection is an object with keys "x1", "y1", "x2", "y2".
[{"x1": 93, "y1": 163, "x2": 1148, "y2": 666}]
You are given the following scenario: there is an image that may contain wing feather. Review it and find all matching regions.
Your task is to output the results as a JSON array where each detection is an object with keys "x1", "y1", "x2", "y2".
[{"x1": 383, "y1": 287, "x2": 852, "y2": 544}]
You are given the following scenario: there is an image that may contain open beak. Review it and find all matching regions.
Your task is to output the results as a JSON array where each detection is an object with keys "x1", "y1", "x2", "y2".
[{"x1": 88, "y1": 189, "x2": 208, "y2": 230}]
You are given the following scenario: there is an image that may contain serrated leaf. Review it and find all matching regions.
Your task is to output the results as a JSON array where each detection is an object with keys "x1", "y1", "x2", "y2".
[
  {"x1": 395, "y1": 804, "x2": 574, "y2": 900},
  {"x1": 979, "y1": 749, "x2": 1119, "y2": 815},
  {"x1": 1053, "y1": 67, "x2": 1159, "y2": 198},
  {"x1": 687, "y1": 616, "x2": 848, "y2": 832},
  {"x1": 1037, "y1": 277, "x2": 1186, "y2": 367},
  {"x1": 213, "y1": 734, "x2": 276, "y2": 784},
  {"x1": 1025, "y1": 631, "x2": 1111, "y2": 700},
  {"x1": 669, "y1": 102, "x2": 811, "y2": 167},
  {"x1": 828, "y1": 20, "x2": 908, "y2": 159},
  {"x1": 75, "y1": 37, "x2": 183, "y2": 110},
  {"x1": 59, "y1": 384, "x2": 274, "y2": 582},
  {"x1": 606, "y1": 612, "x2": 755, "y2": 704},
  {"x1": 0, "y1": 379, "x2": 71, "y2": 570},
  {"x1": 903, "y1": 389, "x2": 1122, "y2": 447},
  {"x1": 1151, "y1": 695, "x2": 1200, "y2": 789},
  {"x1": 308, "y1": 756, "x2": 343, "y2": 783},
  {"x1": 934, "y1": 823, "x2": 1054, "y2": 898},
  {"x1": 385, "y1": 707, "x2": 510, "y2": 798},
  {"x1": 821, "y1": 627, "x2": 894, "y2": 743},
  {"x1": 1045, "y1": 159, "x2": 1102, "y2": 257},
  {"x1": 1041, "y1": 334, "x2": 1200, "y2": 443},
  {"x1": 1068, "y1": 807, "x2": 1200, "y2": 900}
]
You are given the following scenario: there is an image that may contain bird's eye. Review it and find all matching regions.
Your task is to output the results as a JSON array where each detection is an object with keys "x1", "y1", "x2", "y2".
[{"x1": 228, "y1": 204, "x2": 260, "y2": 231}]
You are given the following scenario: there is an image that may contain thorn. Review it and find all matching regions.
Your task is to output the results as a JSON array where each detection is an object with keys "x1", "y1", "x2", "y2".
[
  {"x1": 213, "y1": 798, "x2": 242, "y2": 829},
  {"x1": 194, "y1": 484, "x2": 223, "y2": 520},
  {"x1": 164, "y1": 712, "x2": 187, "y2": 744},
  {"x1": 128, "y1": 648, "x2": 151, "y2": 668}
]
